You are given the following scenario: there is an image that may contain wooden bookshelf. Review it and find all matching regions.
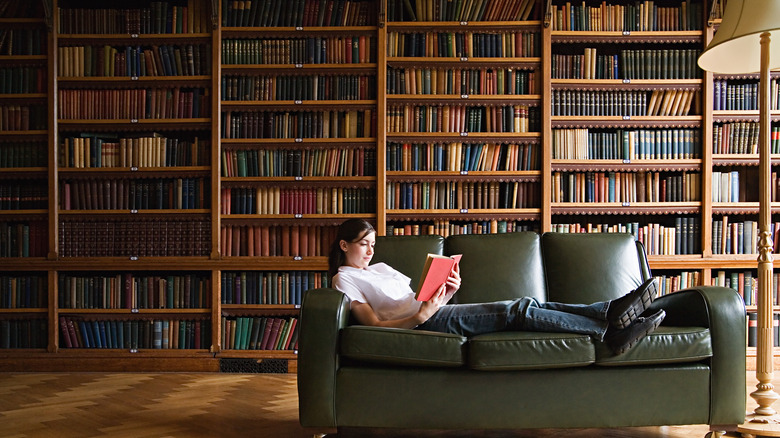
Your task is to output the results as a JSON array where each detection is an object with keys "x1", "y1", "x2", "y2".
[{"x1": 2, "y1": 0, "x2": 778, "y2": 371}]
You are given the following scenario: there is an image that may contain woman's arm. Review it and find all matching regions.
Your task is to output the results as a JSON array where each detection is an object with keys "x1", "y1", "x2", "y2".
[{"x1": 350, "y1": 267, "x2": 461, "y2": 329}]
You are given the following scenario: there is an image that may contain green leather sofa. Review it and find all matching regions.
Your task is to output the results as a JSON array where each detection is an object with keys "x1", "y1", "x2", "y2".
[{"x1": 298, "y1": 232, "x2": 746, "y2": 435}]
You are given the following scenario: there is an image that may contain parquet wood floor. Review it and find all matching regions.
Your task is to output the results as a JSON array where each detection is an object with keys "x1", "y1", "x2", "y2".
[{"x1": 0, "y1": 371, "x2": 759, "y2": 438}]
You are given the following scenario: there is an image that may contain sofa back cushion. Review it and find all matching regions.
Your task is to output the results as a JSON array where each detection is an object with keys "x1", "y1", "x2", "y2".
[
  {"x1": 542, "y1": 232, "x2": 646, "y2": 304},
  {"x1": 372, "y1": 235, "x2": 445, "y2": 288},
  {"x1": 445, "y1": 232, "x2": 546, "y2": 304}
]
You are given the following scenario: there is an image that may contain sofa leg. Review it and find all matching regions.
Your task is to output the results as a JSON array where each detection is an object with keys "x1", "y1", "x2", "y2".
[{"x1": 705, "y1": 432, "x2": 725, "y2": 438}]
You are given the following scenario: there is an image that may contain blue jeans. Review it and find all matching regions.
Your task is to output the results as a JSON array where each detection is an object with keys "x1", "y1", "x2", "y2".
[{"x1": 416, "y1": 297, "x2": 610, "y2": 341}]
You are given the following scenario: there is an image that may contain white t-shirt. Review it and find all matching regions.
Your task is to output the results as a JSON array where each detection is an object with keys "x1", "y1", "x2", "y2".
[{"x1": 333, "y1": 263, "x2": 422, "y2": 321}]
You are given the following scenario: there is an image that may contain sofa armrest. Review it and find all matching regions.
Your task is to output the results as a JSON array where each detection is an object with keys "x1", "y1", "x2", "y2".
[
  {"x1": 650, "y1": 286, "x2": 746, "y2": 425},
  {"x1": 298, "y1": 288, "x2": 351, "y2": 428}
]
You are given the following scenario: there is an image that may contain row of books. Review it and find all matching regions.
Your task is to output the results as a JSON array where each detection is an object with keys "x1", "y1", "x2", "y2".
[
  {"x1": 221, "y1": 109, "x2": 376, "y2": 139},
  {"x1": 0, "y1": 105, "x2": 47, "y2": 131},
  {"x1": 653, "y1": 271, "x2": 700, "y2": 296},
  {"x1": 221, "y1": 316, "x2": 298, "y2": 351},
  {"x1": 220, "y1": 224, "x2": 338, "y2": 257},
  {"x1": 714, "y1": 271, "x2": 780, "y2": 307},
  {"x1": 0, "y1": 142, "x2": 47, "y2": 168},
  {"x1": 0, "y1": 274, "x2": 46, "y2": 309},
  {"x1": 221, "y1": 271, "x2": 329, "y2": 305},
  {"x1": 60, "y1": 178, "x2": 208, "y2": 211},
  {"x1": 0, "y1": 318, "x2": 46, "y2": 349},
  {"x1": 0, "y1": 28, "x2": 45, "y2": 56},
  {"x1": 57, "y1": 44, "x2": 211, "y2": 78},
  {"x1": 713, "y1": 80, "x2": 758, "y2": 111},
  {"x1": 551, "y1": 89, "x2": 699, "y2": 117},
  {"x1": 386, "y1": 31, "x2": 540, "y2": 58},
  {"x1": 713, "y1": 79, "x2": 780, "y2": 112},
  {"x1": 0, "y1": 221, "x2": 47, "y2": 257},
  {"x1": 711, "y1": 170, "x2": 746, "y2": 203},
  {"x1": 551, "y1": 48, "x2": 701, "y2": 80},
  {"x1": 385, "y1": 220, "x2": 538, "y2": 236},
  {"x1": 0, "y1": 183, "x2": 47, "y2": 210},
  {"x1": 58, "y1": 316, "x2": 211, "y2": 350},
  {"x1": 57, "y1": 88, "x2": 210, "y2": 120},
  {"x1": 552, "y1": 50, "x2": 617, "y2": 80},
  {"x1": 58, "y1": 219, "x2": 210, "y2": 257},
  {"x1": 386, "y1": 66, "x2": 536, "y2": 96},
  {"x1": 551, "y1": 171, "x2": 701, "y2": 203},
  {"x1": 712, "y1": 122, "x2": 761, "y2": 155},
  {"x1": 551, "y1": 128, "x2": 701, "y2": 160},
  {"x1": 711, "y1": 218, "x2": 759, "y2": 256},
  {"x1": 221, "y1": 0, "x2": 377, "y2": 27},
  {"x1": 58, "y1": 273, "x2": 209, "y2": 310},
  {"x1": 221, "y1": 74, "x2": 376, "y2": 101},
  {"x1": 386, "y1": 104, "x2": 539, "y2": 133},
  {"x1": 549, "y1": 1, "x2": 702, "y2": 31},
  {"x1": 60, "y1": 135, "x2": 210, "y2": 168},
  {"x1": 386, "y1": 142, "x2": 540, "y2": 172},
  {"x1": 221, "y1": 186, "x2": 376, "y2": 215},
  {"x1": 387, "y1": 0, "x2": 537, "y2": 22},
  {"x1": 551, "y1": 217, "x2": 701, "y2": 255},
  {"x1": 385, "y1": 181, "x2": 540, "y2": 209},
  {"x1": 0, "y1": 66, "x2": 46, "y2": 94},
  {"x1": 58, "y1": 1, "x2": 209, "y2": 35},
  {"x1": 221, "y1": 36, "x2": 376, "y2": 65},
  {"x1": 221, "y1": 146, "x2": 376, "y2": 178},
  {"x1": 715, "y1": 219, "x2": 780, "y2": 255}
]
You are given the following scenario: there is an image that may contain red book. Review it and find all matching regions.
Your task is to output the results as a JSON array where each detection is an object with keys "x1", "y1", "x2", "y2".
[{"x1": 415, "y1": 253, "x2": 462, "y2": 301}]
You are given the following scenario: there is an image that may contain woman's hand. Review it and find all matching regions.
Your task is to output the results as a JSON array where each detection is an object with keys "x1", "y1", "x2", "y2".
[{"x1": 416, "y1": 265, "x2": 461, "y2": 323}]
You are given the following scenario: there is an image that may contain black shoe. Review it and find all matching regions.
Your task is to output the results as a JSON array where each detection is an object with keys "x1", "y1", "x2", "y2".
[
  {"x1": 607, "y1": 278, "x2": 658, "y2": 330},
  {"x1": 605, "y1": 309, "x2": 665, "y2": 355}
]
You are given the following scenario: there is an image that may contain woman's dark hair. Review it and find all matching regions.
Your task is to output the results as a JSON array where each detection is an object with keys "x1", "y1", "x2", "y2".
[{"x1": 328, "y1": 219, "x2": 376, "y2": 278}]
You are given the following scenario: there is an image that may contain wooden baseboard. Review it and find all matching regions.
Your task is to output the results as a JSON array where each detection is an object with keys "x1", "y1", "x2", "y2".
[{"x1": 0, "y1": 357, "x2": 220, "y2": 372}]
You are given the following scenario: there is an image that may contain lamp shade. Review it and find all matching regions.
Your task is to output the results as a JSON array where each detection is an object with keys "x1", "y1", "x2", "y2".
[{"x1": 697, "y1": 0, "x2": 780, "y2": 74}]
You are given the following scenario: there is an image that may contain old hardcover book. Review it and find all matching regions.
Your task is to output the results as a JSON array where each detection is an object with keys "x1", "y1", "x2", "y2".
[{"x1": 415, "y1": 253, "x2": 462, "y2": 301}]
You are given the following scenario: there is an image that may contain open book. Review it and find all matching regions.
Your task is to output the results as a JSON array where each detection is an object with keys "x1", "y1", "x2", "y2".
[{"x1": 414, "y1": 254, "x2": 462, "y2": 301}]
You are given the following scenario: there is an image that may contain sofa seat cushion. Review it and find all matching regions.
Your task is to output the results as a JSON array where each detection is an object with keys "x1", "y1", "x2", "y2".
[
  {"x1": 340, "y1": 326, "x2": 467, "y2": 367},
  {"x1": 595, "y1": 326, "x2": 712, "y2": 366},
  {"x1": 467, "y1": 331, "x2": 596, "y2": 371}
]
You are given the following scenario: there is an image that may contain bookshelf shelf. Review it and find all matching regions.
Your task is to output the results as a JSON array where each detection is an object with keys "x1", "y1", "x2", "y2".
[
  {"x1": 221, "y1": 64, "x2": 378, "y2": 72},
  {"x1": 221, "y1": 100, "x2": 377, "y2": 108},
  {"x1": 387, "y1": 170, "x2": 541, "y2": 178},
  {"x1": 0, "y1": 209, "x2": 48, "y2": 215},
  {"x1": 58, "y1": 166, "x2": 211, "y2": 175},
  {"x1": 386, "y1": 57, "x2": 542, "y2": 66},
  {"x1": 57, "y1": 33, "x2": 212, "y2": 41},
  {"x1": 58, "y1": 308, "x2": 211, "y2": 315},
  {"x1": 551, "y1": 116, "x2": 702, "y2": 128},
  {"x1": 551, "y1": 160, "x2": 701, "y2": 172},
  {"x1": 0, "y1": 93, "x2": 47, "y2": 99},
  {"x1": 57, "y1": 76, "x2": 212, "y2": 84},
  {"x1": 221, "y1": 176, "x2": 375, "y2": 182},
  {"x1": 216, "y1": 350, "x2": 297, "y2": 359},
  {"x1": 0, "y1": 308, "x2": 47, "y2": 313},
  {"x1": 387, "y1": 95, "x2": 541, "y2": 104},
  {"x1": 387, "y1": 21, "x2": 542, "y2": 31},
  {"x1": 221, "y1": 137, "x2": 377, "y2": 145},
  {"x1": 221, "y1": 26, "x2": 377, "y2": 35},
  {"x1": 386, "y1": 132, "x2": 541, "y2": 141},
  {"x1": 53, "y1": 349, "x2": 215, "y2": 357},
  {"x1": 550, "y1": 30, "x2": 702, "y2": 44},
  {"x1": 551, "y1": 202, "x2": 701, "y2": 215},
  {"x1": 58, "y1": 210, "x2": 211, "y2": 215},
  {"x1": 221, "y1": 214, "x2": 374, "y2": 220}
]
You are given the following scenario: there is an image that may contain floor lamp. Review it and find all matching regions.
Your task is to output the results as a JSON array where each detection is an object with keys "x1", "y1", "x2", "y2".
[{"x1": 698, "y1": 0, "x2": 780, "y2": 436}]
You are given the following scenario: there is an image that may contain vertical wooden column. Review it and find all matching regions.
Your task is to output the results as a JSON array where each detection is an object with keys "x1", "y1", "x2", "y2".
[
  {"x1": 752, "y1": 30, "x2": 780, "y2": 416},
  {"x1": 540, "y1": 4, "x2": 552, "y2": 233},
  {"x1": 375, "y1": 0, "x2": 387, "y2": 235}
]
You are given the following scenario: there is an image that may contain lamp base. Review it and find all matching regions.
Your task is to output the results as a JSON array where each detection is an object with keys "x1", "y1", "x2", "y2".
[{"x1": 737, "y1": 413, "x2": 780, "y2": 437}]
